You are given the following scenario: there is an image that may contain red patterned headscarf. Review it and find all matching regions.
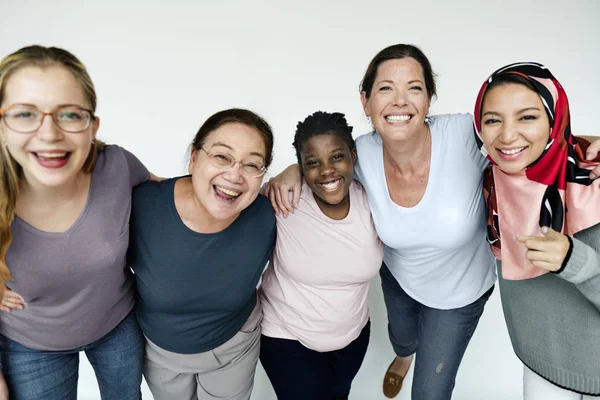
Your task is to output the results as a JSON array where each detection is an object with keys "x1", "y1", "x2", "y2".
[{"x1": 473, "y1": 62, "x2": 600, "y2": 280}]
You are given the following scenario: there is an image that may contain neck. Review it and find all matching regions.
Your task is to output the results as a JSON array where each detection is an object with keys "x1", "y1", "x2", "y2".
[
  {"x1": 382, "y1": 124, "x2": 431, "y2": 175},
  {"x1": 178, "y1": 177, "x2": 239, "y2": 233},
  {"x1": 19, "y1": 172, "x2": 89, "y2": 206},
  {"x1": 313, "y1": 193, "x2": 350, "y2": 220}
]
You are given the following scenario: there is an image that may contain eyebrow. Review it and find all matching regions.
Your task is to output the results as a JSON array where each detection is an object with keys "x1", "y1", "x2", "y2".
[
  {"x1": 210, "y1": 142, "x2": 265, "y2": 159},
  {"x1": 376, "y1": 79, "x2": 424, "y2": 85},
  {"x1": 9, "y1": 103, "x2": 88, "y2": 109},
  {"x1": 303, "y1": 147, "x2": 346, "y2": 158},
  {"x1": 482, "y1": 107, "x2": 542, "y2": 117}
]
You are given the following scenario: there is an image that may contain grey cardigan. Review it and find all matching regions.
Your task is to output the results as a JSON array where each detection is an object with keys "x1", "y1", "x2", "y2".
[{"x1": 498, "y1": 224, "x2": 600, "y2": 395}]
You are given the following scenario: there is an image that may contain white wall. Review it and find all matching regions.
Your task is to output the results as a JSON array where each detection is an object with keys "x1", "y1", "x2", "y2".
[{"x1": 1, "y1": 1, "x2": 598, "y2": 399}]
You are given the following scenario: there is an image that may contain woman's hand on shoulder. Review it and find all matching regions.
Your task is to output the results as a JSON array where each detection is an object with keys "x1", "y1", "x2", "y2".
[
  {"x1": 149, "y1": 173, "x2": 164, "y2": 182},
  {"x1": 0, "y1": 288, "x2": 25, "y2": 312},
  {"x1": 579, "y1": 135, "x2": 600, "y2": 179},
  {"x1": 265, "y1": 164, "x2": 302, "y2": 217}
]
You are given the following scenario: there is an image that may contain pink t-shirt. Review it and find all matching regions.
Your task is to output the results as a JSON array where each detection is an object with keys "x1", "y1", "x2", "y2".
[{"x1": 259, "y1": 180, "x2": 383, "y2": 352}]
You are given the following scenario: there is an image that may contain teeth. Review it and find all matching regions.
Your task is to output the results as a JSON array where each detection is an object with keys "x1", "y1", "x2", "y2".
[
  {"x1": 37, "y1": 152, "x2": 67, "y2": 158},
  {"x1": 499, "y1": 147, "x2": 526, "y2": 155},
  {"x1": 215, "y1": 186, "x2": 241, "y2": 196},
  {"x1": 386, "y1": 115, "x2": 411, "y2": 122},
  {"x1": 320, "y1": 179, "x2": 341, "y2": 191}
]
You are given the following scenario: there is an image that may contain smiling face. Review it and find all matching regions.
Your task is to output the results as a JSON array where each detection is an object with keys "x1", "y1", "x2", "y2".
[
  {"x1": 361, "y1": 57, "x2": 431, "y2": 143},
  {"x1": 480, "y1": 83, "x2": 551, "y2": 174},
  {"x1": 0, "y1": 65, "x2": 98, "y2": 189},
  {"x1": 300, "y1": 134, "x2": 357, "y2": 216},
  {"x1": 188, "y1": 122, "x2": 267, "y2": 225}
]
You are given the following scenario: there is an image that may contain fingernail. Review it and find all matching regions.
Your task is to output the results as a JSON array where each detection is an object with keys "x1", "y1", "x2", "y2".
[
  {"x1": 590, "y1": 172, "x2": 597, "y2": 179},
  {"x1": 542, "y1": 227, "x2": 549, "y2": 234},
  {"x1": 587, "y1": 152, "x2": 594, "y2": 160}
]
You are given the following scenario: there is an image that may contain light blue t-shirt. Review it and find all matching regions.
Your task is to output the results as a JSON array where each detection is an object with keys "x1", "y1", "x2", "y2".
[{"x1": 354, "y1": 113, "x2": 496, "y2": 309}]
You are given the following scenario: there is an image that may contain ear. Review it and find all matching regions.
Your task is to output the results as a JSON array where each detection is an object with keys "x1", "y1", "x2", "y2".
[
  {"x1": 351, "y1": 148, "x2": 358, "y2": 166},
  {"x1": 360, "y1": 91, "x2": 370, "y2": 117},
  {"x1": 188, "y1": 148, "x2": 198, "y2": 174},
  {"x1": 91, "y1": 117, "x2": 100, "y2": 140}
]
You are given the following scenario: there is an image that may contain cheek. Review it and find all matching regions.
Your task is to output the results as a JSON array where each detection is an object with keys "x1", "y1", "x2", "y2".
[
  {"x1": 245, "y1": 178, "x2": 263, "y2": 197},
  {"x1": 479, "y1": 128, "x2": 496, "y2": 147},
  {"x1": 366, "y1": 98, "x2": 382, "y2": 115},
  {"x1": 191, "y1": 164, "x2": 218, "y2": 186}
]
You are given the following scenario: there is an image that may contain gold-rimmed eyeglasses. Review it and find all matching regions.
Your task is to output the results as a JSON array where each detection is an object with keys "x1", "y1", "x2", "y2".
[
  {"x1": 200, "y1": 147, "x2": 266, "y2": 178},
  {"x1": 0, "y1": 104, "x2": 96, "y2": 133}
]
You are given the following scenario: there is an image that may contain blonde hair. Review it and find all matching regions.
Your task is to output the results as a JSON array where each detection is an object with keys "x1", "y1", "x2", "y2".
[{"x1": 0, "y1": 45, "x2": 105, "y2": 297}]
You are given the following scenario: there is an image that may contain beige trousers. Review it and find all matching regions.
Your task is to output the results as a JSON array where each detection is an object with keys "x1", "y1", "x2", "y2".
[{"x1": 144, "y1": 304, "x2": 262, "y2": 400}]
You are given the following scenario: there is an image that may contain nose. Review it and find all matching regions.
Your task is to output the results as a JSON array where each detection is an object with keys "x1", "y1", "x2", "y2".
[
  {"x1": 36, "y1": 114, "x2": 64, "y2": 142},
  {"x1": 222, "y1": 161, "x2": 245, "y2": 183},
  {"x1": 319, "y1": 160, "x2": 335, "y2": 176},
  {"x1": 393, "y1": 89, "x2": 408, "y2": 106},
  {"x1": 498, "y1": 120, "x2": 519, "y2": 144}
]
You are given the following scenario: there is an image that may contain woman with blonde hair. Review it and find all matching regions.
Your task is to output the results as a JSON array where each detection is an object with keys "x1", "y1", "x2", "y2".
[{"x1": 0, "y1": 45, "x2": 152, "y2": 399}]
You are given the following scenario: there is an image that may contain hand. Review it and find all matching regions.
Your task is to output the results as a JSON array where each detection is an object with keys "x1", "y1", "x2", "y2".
[
  {"x1": 515, "y1": 227, "x2": 571, "y2": 272},
  {"x1": 582, "y1": 136, "x2": 600, "y2": 179},
  {"x1": 265, "y1": 164, "x2": 302, "y2": 217},
  {"x1": 0, "y1": 287, "x2": 25, "y2": 312}
]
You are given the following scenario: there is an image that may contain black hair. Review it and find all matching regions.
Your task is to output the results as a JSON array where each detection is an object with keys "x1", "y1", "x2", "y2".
[
  {"x1": 482, "y1": 73, "x2": 550, "y2": 122},
  {"x1": 292, "y1": 111, "x2": 355, "y2": 165},
  {"x1": 190, "y1": 108, "x2": 274, "y2": 168}
]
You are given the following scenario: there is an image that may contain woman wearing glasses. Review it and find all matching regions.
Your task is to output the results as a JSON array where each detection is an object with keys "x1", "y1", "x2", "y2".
[
  {"x1": 127, "y1": 108, "x2": 276, "y2": 400},
  {"x1": 0, "y1": 46, "x2": 151, "y2": 399}
]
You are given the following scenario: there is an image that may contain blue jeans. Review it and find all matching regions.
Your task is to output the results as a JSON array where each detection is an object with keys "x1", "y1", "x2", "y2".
[
  {"x1": 260, "y1": 321, "x2": 370, "y2": 400},
  {"x1": 380, "y1": 263, "x2": 494, "y2": 400},
  {"x1": 0, "y1": 311, "x2": 143, "y2": 400}
]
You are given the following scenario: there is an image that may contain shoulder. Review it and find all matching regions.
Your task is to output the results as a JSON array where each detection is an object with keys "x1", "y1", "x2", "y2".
[
  {"x1": 355, "y1": 130, "x2": 380, "y2": 149},
  {"x1": 350, "y1": 179, "x2": 367, "y2": 199},
  {"x1": 429, "y1": 113, "x2": 473, "y2": 133},
  {"x1": 94, "y1": 144, "x2": 124, "y2": 168},
  {"x1": 133, "y1": 176, "x2": 175, "y2": 201},
  {"x1": 247, "y1": 194, "x2": 276, "y2": 225},
  {"x1": 429, "y1": 113, "x2": 479, "y2": 150}
]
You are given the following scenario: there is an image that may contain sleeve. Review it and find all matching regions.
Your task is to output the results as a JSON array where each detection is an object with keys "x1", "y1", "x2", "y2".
[
  {"x1": 119, "y1": 146, "x2": 150, "y2": 188},
  {"x1": 557, "y1": 224, "x2": 600, "y2": 312}
]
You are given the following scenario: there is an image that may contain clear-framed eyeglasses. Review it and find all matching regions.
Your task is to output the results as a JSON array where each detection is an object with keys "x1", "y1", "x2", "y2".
[
  {"x1": 200, "y1": 147, "x2": 267, "y2": 178},
  {"x1": 0, "y1": 103, "x2": 96, "y2": 134}
]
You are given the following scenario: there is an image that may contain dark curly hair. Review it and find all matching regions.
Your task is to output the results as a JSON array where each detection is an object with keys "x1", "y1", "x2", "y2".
[{"x1": 292, "y1": 111, "x2": 355, "y2": 165}]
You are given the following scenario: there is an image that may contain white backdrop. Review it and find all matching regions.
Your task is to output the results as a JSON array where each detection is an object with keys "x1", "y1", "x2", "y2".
[{"x1": 1, "y1": 1, "x2": 598, "y2": 399}]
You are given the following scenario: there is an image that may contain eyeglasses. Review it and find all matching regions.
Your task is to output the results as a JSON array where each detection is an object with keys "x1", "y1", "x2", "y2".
[
  {"x1": 0, "y1": 104, "x2": 96, "y2": 133},
  {"x1": 200, "y1": 147, "x2": 267, "y2": 178}
]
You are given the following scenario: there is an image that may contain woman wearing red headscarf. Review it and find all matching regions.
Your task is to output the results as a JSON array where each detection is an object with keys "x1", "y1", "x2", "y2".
[{"x1": 474, "y1": 62, "x2": 600, "y2": 399}]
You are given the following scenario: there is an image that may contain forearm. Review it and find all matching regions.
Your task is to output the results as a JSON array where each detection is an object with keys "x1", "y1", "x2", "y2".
[{"x1": 557, "y1": 227, "x2": 600, "y2": 311}]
